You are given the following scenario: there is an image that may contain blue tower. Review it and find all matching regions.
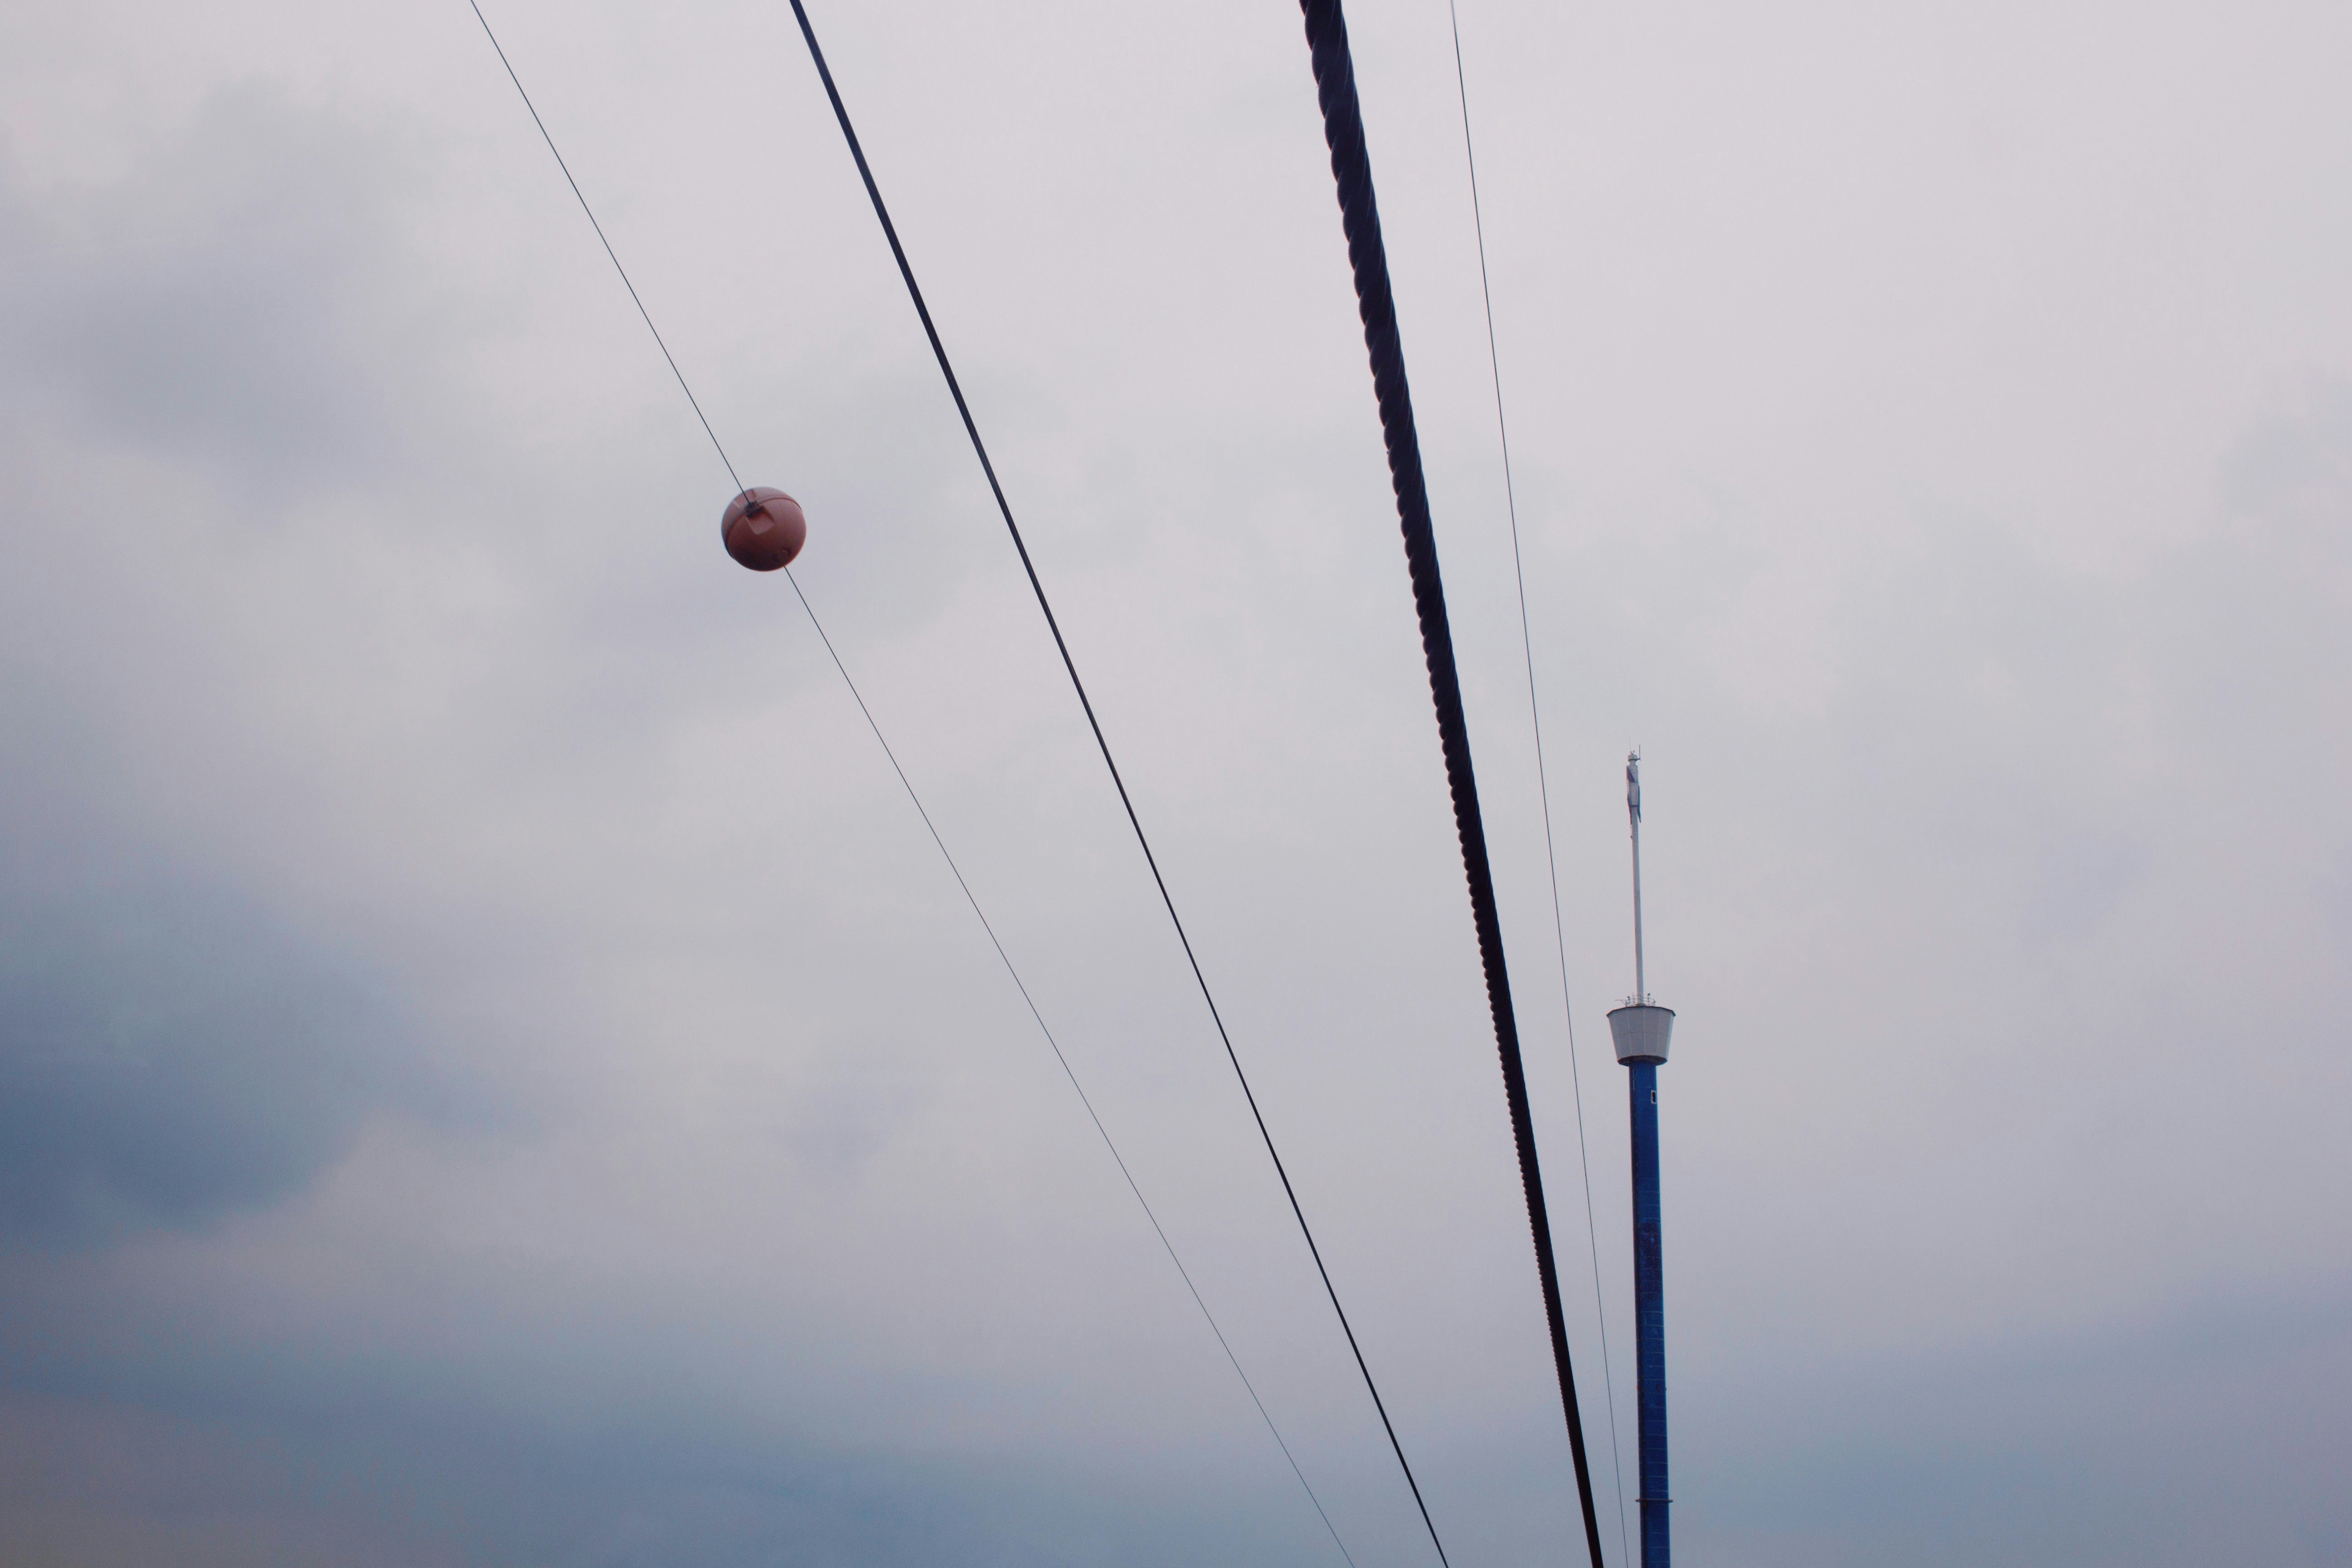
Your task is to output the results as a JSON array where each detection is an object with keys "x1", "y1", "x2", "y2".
[{"x1": 1607, "y1": 752, "x2": 1674, "y2": 1568}]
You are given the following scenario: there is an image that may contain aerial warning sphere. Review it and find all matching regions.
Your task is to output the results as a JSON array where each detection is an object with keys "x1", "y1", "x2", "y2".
[{"x1": 720, "y1": 487, "x2": 807, "y2": 572}]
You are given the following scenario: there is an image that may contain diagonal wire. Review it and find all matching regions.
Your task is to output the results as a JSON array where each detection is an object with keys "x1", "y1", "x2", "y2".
[
  {"x1": 1441, "y1": 4, "x2": 1632, "y2": 1561},
  {"x1": 461, "y1": 6, "x2": 1357, "y2": 1563},
  {"x1": 466, "y1": 0, "x2": 744, "y2": 500},
  {"x1": 778, "y1": 568, "x2": 1360, "y2": 1568},
  {"x1": 779, "y1": 3, "x2": 1450, "y2": 1562}
]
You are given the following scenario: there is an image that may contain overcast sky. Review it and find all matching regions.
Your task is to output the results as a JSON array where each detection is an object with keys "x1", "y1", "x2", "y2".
[{"x1": 2, "y1": 0, "x2": 2347, "y2": 1563}]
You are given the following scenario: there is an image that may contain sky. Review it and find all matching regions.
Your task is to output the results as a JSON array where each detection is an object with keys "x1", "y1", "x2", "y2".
[{"x1": 1, "y1": 0, "x2": 2347, "y2": 1563}]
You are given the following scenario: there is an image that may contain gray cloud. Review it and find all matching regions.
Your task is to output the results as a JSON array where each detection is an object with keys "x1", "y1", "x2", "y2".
[
  {"x1": 0, "y1": 1387, "x2": 1340, "y2": 1567},
  {"x1": 0, "y1": 86, "x2": 457, "y2": 500},
  {"x1": 1681, "y1": 1279, "x2": 2352, "y2": 1568},
  {"x1": 0, "y1": 843, "x2": 404, "y2": 1248},
  {"x1": 0, "y1": 0, "x2": 2346, "y2": 1562}
]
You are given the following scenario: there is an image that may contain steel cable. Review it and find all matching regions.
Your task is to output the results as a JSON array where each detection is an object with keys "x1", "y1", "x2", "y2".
[
  {"x1": 1295, "y1": 1, "x2": 1607, "y2": 1562},
  {"x1": 780, "y1": 2, "x2": 1451, "y2": 1561}
]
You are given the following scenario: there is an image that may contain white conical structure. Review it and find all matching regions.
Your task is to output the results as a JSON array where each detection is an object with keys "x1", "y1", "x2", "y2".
[{"x1": 1607, "y1": 1001, "x2": 1675, "y2": 1063}]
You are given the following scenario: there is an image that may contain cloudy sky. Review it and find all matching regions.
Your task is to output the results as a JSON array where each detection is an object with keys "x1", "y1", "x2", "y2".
[{"x1": 3, "y1": 0, "x2": 2347, "y2": 1563}]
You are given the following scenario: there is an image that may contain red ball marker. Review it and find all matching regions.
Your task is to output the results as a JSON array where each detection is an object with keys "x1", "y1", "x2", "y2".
[{"x1": 720, "y1": 487, "x2": 807, "y2": 572}]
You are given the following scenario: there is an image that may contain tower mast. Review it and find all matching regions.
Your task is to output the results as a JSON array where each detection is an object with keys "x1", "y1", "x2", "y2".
[{"x1": 1607, "y1": 751, "x2": 1674, "y2": 1568}]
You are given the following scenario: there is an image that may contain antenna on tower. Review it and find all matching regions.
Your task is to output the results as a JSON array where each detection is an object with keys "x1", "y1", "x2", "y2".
[{"x1": 1627, "y1": 750, "x2": 1646, "y2": 1005}]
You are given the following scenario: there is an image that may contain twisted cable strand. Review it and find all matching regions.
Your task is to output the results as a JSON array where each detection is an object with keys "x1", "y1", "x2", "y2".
[{"x1": 1297, "y1": 2, "x2": 1607, "y2": 1562}]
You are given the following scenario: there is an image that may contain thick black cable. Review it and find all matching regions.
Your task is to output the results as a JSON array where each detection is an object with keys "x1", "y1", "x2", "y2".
[
  {"x1": 779, "y1": 4, "x2": 1451, "y2": 1563},
  {"x1": 1441, "y1": 2, "x2": 1632, "y2": 1560},
  {"x1": 462, "y1": 8, "x2": 1355, "y2": 1562},
  {"x1": 1295, "y1": 3, "x2": 1606, "y2": 1564}
]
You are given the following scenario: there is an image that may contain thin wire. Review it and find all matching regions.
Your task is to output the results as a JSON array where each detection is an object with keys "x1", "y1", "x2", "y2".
[
  {"x1": 779, "y1": 4, "x2": 1450, "y2": 1563},
  {"x1": 780, "y1": 568, "x2": 1359, "y2": 1568},
  {"x1": 462, "y1": 7, "x2": 1356, "y2": 1562},
  {"x1": 1442, "y1": 3, "x2": 1631, "y2": 1561},
  {"x1": 466, "y1": 0, "x2": 745, "y2": 500}
]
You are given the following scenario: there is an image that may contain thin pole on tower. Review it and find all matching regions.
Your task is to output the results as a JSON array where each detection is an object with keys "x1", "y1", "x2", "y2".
[{"x1": 1628, "y1": 752, "x2": 1646, "y2": 1003}]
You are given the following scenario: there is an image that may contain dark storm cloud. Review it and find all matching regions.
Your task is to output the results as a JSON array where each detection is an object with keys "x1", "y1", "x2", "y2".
[
  {"x1": 0, "y1": 868, "x2": 377, "y2": 1247},
  {"x1": 0, "y1": 752, "x2": 455, "y2": 1251},
  {"x1": 0, "y1": 1386, "x2": 1332, "y2": 1568},
  {"x1": 0, "y1": 92, "x2": 491, "y2": 1252}
]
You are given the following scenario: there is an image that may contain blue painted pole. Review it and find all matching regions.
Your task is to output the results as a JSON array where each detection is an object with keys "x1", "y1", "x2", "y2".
[
  {"x1": 1630, "y1": 1059, "x2": 1669, "y2": 1566},
  {"x1": 1614, "y1": 751, "x2": 1673, "y2": 1567}
]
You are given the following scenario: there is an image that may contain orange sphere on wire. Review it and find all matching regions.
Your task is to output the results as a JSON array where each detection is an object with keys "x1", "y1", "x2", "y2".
[{"x1": 720, "y1": 487, "x2": 807, "y2": 572}]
